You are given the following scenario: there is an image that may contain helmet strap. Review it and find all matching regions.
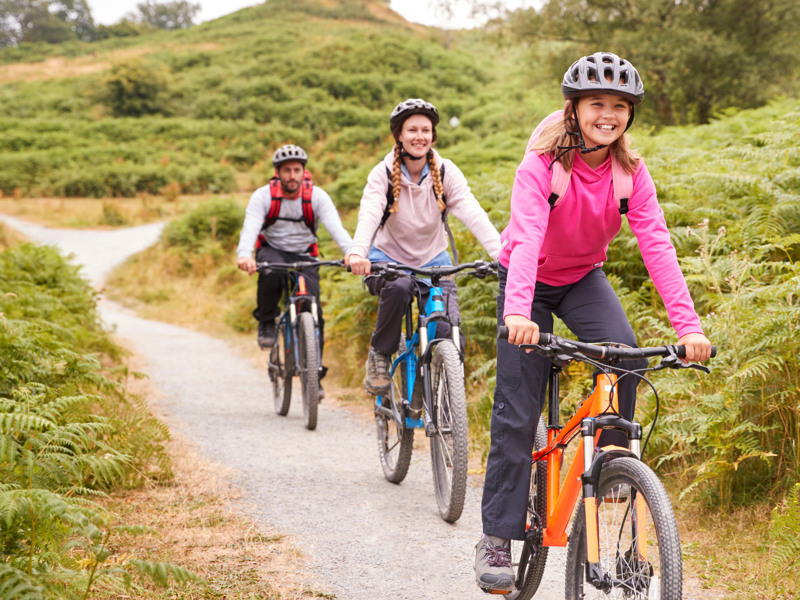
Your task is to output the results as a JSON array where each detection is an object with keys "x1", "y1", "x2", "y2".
[
  {"x1": 398, "y1": 144, "x2": 425, "y2": 161},
  {"x1": 548, "y1": 105, "x2": 607, "y2": 169}
]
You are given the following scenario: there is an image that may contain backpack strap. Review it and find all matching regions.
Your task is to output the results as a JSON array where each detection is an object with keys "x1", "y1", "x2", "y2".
[
  {"x1": 265, "y1": 178, "x2": 283, "y2": 227},
  {"x1": 547, "y1": 161, "x2": 571, "y2": 209},
  {"x1": 610, "y1": 155, "x2": 632, "y2": 215},
  {"x1": 300, "y1": 169, "x2": 316, "y2": 232}
]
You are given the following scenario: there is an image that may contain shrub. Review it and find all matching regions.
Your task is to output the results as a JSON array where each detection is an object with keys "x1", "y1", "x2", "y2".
[{"x1": 101, "y1": 58, "x2": 172, "y2": 118}]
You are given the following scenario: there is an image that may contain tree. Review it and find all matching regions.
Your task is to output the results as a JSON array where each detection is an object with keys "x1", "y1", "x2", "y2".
[
  {"x1": 0, "y1": 0, "x2": 94, "y2": 46},
  {"x1": 101, "y1": 58, "x2": 171, "y2": 117},
  {"x1": 130, "y1": 0, "x2": 200, "y2": 30},
  {"x1": 507, "y1": 0, "x2": 800, "y2": 126}
]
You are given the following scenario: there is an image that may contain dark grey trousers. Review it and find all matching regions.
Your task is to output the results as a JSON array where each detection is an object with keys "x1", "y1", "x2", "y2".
[{"x1": 481, "y1": 265, "x2": 647, "y2": 540}]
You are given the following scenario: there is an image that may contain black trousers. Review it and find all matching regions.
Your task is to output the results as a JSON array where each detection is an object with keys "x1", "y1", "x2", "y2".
[
  {"x1": 253, "y1": 245, "x2": 324, "y2": 355},
  {"x1": 364, "y1": 275, "x2": 463, "y2": 356},
  {"x1": 481, "y1": 266, "x2": 647, "y2": 540}
]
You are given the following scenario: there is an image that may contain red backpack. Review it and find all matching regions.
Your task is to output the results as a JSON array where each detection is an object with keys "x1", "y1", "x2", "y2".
[
  {"x1": 526, "y1": 111, "x2": 632, "y2": 215},
  {"x1": 258, "y1": 169, "x2": 319, "y2": 256}
]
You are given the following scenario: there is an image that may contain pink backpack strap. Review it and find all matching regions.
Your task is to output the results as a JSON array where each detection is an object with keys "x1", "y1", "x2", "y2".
[
  {"x1": 548, "y1": 161, "x2": 571, "y2": 209},
  {"x1": 610, "y1": 154, "x2": 632, "y2": 215}
]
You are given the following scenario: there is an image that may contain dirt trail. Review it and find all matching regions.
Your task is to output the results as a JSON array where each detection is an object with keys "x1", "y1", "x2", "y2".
[{"x1": 0, "y1": 214, "x2": 568, "y2": 599}]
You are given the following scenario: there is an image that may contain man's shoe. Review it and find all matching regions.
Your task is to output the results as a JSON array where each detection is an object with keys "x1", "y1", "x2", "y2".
[
  {"x1": 474, "y1": 534, "x2": 515, "y2": 592},
  {"x1": 363, "y1": 346, "x2": 391, "y2": 395},
  {"x1": 257, "y1": 321, "x2": 277, "y2": 349}
]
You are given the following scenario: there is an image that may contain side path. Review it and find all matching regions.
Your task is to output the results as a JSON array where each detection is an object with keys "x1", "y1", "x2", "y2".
[{"x1": 0, "y1": 215, "x2": 565, "y2": 600}]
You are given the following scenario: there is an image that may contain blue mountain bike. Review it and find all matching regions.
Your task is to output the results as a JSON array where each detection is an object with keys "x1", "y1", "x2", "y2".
[{"x1": 367, "y1": 260, "x2": 497, "y2": 522}]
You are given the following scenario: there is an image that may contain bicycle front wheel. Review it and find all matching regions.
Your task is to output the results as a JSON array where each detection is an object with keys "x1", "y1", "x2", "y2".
[
  {"x1": 270, "y1": 323, "x2": 293, "y2": 416},
  {"x1": 565, "y1": 457, "x2": 682, "y2": 600},
  {"x1": 429, "y1": 340, "x2": 468, "y2": 523},
  {"x1": 297, "y1": 312, "x2": 319, "y2": 431},
  {"x1": 506, "y1": 418, "x2": 549, "y2": 600},
  {"x1": 376, "y1": 339, "x2": 414, "y2": 483}
]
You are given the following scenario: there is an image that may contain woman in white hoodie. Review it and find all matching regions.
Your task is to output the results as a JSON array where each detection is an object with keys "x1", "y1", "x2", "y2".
[{"x1": 346, "y1": 98, "x2": 500, "y2": 395}]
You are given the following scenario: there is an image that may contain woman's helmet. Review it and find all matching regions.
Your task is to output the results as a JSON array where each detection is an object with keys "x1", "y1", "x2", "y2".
[
  {"x1": 561, "y1": 52, "x2": 644, "y2": 104},
  {"x1": 389, "y1": 98, "x2": 440, "y2": 131},
  {"x1": 272, "y1": 144, "x2": 308, "y2": 168}
]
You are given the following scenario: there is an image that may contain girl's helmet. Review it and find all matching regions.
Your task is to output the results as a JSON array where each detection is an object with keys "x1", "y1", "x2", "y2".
[
  {"x1": 389, "y1": 98, "x2": 440, "y2": 131},
  {"x1": 272, "y1": 144, "x2": 308, "y2": 168},
  {"x1": 561, "y1": 52, "x2": 644, "y2": 104}
]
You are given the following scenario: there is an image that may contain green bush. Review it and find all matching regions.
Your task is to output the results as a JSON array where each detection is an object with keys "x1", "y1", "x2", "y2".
[{"x1": 101, "y1": 58, "x2": 172, "y2": 117}]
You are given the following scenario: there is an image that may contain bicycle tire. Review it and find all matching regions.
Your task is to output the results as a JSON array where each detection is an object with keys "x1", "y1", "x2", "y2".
[
  {"x1": 376, "y1": 337, "x2": 414, "y2": 483},
  {"x1": 271, "y1": 323, "x2": 292, "y2": 416},
  {"x1": 565, "y1": 457, "x2": 682, "y2": 600},
  {"x1": 505, "y1": 418, "x2": 549, "y2": 600},
  {"x1": 430, "y1": 340, "x2": 468, "y2": 523},
  {"x1": 298, "y1": 312, "x2": 319, "y2": 430}
]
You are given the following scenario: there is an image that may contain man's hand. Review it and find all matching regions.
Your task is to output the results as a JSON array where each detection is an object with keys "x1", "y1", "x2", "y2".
[
  {"x1": 238, "y1": 257, "x2": 257, "y2": 275},
  {"x1": 346, "y1": 254, "x2": 371, "y2": 276},
  {"x1": 505, "y1": 314, "x2": 540, "y2": 347},
  {"x1": 677, "y1": 332, "x2": 712, "y2": 363}
]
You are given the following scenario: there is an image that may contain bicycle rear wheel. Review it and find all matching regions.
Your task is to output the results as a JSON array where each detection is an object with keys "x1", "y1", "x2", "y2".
[
  {"x1": 429, "y1": 340, "x2": 468, "y2": 523},
  {"x1": 297, "y1": 312, "x2": 319, "y2": 430},
  {"x1": 270, "y1": 322, "x2": 293, "y2": 416},
  {"x1": 376, "y1": 339, "x2": 414, "y2": 483},
  {"x1": 565, "y1": 457, "x2": 682, "y2": 600},
  {"x1": 505, "y1": 418, "x2": 549, "y2": 600}
]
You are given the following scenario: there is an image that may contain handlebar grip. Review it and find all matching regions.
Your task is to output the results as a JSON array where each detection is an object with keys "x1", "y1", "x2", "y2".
[
  {"x1": 496, "y1": 326, "x2": 551, "y2": 345},
  {"x1": 674, "y1": 345, "x2": 717, "y2": 359}
]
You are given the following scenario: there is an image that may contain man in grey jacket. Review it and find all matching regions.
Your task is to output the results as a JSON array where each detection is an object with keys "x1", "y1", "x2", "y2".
[{"x1": 237, "y1": 144, "x2": 352, "y2": 354}]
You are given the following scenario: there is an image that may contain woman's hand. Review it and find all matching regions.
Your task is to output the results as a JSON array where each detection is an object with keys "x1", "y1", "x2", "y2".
[
  {"x1": 505, "y1": 314, "x2": 540, "y2": 347},
  {"x1": 677, "y1": 332, "x2": 712, "y2": 363},
  {"x1": 346, "y1": 254, "x2": 372, "y2": 275}
]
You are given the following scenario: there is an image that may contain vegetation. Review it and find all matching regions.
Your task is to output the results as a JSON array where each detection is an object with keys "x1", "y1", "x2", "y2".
[
  {"x1": 0, "y1": 0, "x2": 798, "y2": 597},
  {"x1": 0, "y1": 243, "x2": 205, "y2": 598}
]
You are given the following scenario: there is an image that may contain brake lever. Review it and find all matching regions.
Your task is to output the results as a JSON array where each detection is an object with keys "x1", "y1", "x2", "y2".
[{"x1": 653, "y1": 355, "x2": 711, "y2": 373}]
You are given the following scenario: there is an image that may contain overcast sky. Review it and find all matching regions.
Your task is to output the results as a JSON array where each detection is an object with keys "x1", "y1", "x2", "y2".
[{"x1": 85, "y1": 0, "x2": 533, "y2": 30}]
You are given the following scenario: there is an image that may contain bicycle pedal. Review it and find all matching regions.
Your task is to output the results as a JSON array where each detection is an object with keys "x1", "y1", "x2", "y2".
[{"x1": 479, "y1": 586, "x2": 514, "y2": 595}]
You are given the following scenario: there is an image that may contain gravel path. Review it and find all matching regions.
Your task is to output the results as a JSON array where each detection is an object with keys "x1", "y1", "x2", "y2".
[{"x1": 0, "y1": 215, "x2": 566, "y2": 600}]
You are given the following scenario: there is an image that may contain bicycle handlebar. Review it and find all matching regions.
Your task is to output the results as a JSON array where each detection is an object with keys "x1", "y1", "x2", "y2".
[
  {"x1": 496, "y1": 327, "x2": 716, "y2": 361},
  {"x1": 366, "y1": 260, "x2": 498, "y2": 281},
  {"x1": 256, "y1": 259, "x2": 344, "y2": 272}
]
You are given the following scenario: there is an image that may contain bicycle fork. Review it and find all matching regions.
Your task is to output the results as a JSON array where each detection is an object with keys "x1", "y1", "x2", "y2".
[{"x1": 579, "y1": 373, "x2": 647, "y2": 585}]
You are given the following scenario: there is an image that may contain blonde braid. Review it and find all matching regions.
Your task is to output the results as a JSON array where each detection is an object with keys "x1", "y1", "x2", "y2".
[
  {"x1": 390, "y1": 144, "x2": 402, "y2": 214},
  {"x1": 428, "y1": 149, "x2": 446, "y2": 213}
]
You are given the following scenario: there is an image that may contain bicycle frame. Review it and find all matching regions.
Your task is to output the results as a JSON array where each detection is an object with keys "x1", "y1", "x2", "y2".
[
  {"x1": 276, "y1": 272, "x2": 320, "y2": 380},
  {"x1": 379, "y1": 281, "x2": 459, "y2": 436},
  {"x1": 537, "y1": 364, "x2": 642, "y2": 556}
]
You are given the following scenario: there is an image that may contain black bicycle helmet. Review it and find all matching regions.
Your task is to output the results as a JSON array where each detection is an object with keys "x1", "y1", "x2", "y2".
[
  {"x1": 389, "y1": 98, "x2": 440, "y2": 131},
  {"x1": 561, "y1": 52, "x2": 644, "y2": 104},
  {"x1": 272, "y1": 144, "x2": 308, "y2": 168}
]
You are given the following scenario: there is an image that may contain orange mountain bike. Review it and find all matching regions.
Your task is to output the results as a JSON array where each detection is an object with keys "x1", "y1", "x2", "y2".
[{"x1": 496, "y1": 329, "x2": 714, "y2": 600}]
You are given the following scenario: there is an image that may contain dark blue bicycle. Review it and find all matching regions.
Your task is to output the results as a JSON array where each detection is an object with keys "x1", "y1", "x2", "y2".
[
  {"x1": 367, "y1": 260, "x2": 497, "y2": 523},
  {"x1": 257, "y1": 259, "x2": 342, "y2": 431}
]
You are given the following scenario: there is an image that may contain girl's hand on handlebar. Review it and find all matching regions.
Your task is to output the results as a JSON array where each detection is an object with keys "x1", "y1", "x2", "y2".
[
  {"x1": 677, "y1": 332, "x2": 712, "y2": 363},
  {"x1": 237, "y1": 257, "x2": 257, "y2": 275},
  {"x1": 346, "y1": 254, "x2": 372, "y2": 275},
  {"x1": 504, "y1": 315, "x2": 539, "y2": 350}
]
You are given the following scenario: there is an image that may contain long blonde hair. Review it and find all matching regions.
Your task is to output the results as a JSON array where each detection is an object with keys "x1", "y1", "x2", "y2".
[
  {"x1": 530, "y1": 99, "x2": 640, "y2": 174},
  {"x1": 388, "y1": 144, "x2": 446, "y2": 215}
]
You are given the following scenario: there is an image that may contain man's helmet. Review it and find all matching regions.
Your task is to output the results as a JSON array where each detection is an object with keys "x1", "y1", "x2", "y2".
[
  {"x1": 389, "y1": 98, "x2": 440, "y2": 131},
  {"x1": 272, "y1": 144, "x2": 308, "y2": 168},
  {"x1": 561, "y1": 52, "x2": 644, "y2": 104}
]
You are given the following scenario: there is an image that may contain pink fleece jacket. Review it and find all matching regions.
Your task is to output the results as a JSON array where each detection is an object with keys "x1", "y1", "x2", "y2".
[
  {"x1": 350, "y1": 149, "x2": 501, "y2": 266},
  {"x1": 498, "y1": 150, "x2": 703, "y2": 338}
]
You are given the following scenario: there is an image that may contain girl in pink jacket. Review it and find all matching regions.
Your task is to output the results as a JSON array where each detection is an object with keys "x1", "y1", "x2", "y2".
[
  {"x1": 347, "y1": 98, "x2": 500, "y2": 395},
  {"x1": 474, "y1": 52, "x2": 712, "y2": 592}
]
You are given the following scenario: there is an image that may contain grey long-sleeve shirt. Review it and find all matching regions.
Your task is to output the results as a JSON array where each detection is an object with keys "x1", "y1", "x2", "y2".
[{"x1": 237, "y1": 184, "x2": 352, "y2": 258}]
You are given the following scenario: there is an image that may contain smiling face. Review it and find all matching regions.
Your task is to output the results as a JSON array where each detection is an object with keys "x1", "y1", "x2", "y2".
[
  {"x1": 575, "y1": 94, "x2": 632, "y2": 149},
  {"x1": 396, "y1": 114, "x2": 434, "y2": 159}
]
